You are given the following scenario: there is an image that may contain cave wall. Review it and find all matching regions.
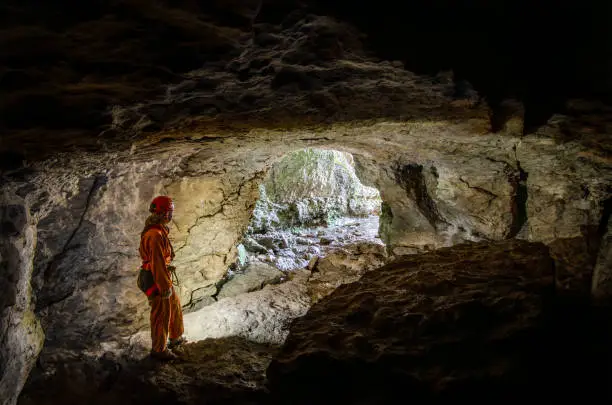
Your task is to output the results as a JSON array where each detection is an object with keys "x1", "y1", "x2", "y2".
[
  {"x1": 249, "y1": 148, "x2": 381, "y2": 232},
  {"x1": 0, "y1": 2, "x2": 610, "y2": 404},
  {"x1": 592, "y1": 215, "x2": 612, "y2": 300},
  {"x1": 1, "y1": 119, "x2": 610, "y2": 405},
  {"x1": 12, "y1": 119, "x2": 608, "y2": 350},
  {"x1": 0, "y1": 197, "x2": 44, "y2": 405},
  {"x1": 24, "y1": 150, "x2": 265, "y2": 359}
]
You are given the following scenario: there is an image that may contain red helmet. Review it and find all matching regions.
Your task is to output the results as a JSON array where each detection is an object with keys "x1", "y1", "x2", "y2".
[{"x1": 149, "y1": 196, "x2": 174, "y2": 214}]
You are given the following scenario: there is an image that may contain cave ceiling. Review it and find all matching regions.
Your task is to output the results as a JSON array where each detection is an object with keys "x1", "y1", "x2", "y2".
[{"x1": 0, "y1": 0, "x2": 611, "y2": 164}]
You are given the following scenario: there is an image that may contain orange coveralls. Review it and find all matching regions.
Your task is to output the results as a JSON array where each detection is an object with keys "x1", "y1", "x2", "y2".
[{"x1": 139, "y1": 226, "x2": 184, "y2": 353}]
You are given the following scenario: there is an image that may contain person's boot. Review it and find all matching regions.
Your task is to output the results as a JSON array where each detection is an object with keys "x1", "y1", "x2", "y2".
[
  {"x1": 168, "y1": 336, "x2": 186, "y2": 350},
  {"x1": 150, "y1": 349, "x2": 178, "y2": 361}
]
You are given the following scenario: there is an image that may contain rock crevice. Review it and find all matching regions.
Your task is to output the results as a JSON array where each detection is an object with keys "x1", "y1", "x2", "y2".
[
  {"x1": 36, "y1": 175, "x2": 107, "y2": 311},
  {"x1": 506, "y1": 145, "x2": 529, "y2": 238}
]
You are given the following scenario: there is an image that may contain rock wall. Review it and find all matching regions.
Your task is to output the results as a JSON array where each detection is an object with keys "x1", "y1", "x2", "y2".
[
  {"x1": 0, "y1": 198, "x2": 44, "y2": 405},
  {"x1": 267, "y1": 240, "x2": 574, "y2": 402},
  {"x1": 249, "y1": 148, "x2": 380, "y2": 232},
  {"x1": 0, "y1": 148, "x2": 266, "y2": 405},
  {"x1": 355, "y1": 141, "x2": 521, "y2": 254},
  {"x1": 592, "y1": 214, "x2": 612, "y2": 300},
  {"x1": 0, "y1": 3, "x2": 610, "y2": 404},
  {"x1": 1, "y1": 112, "x2": 609, "y2": 404}
]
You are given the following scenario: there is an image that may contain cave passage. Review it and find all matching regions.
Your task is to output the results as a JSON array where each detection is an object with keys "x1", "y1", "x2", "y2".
[
  {"x1": 237, "y1": 148, "x2": 383, "y2": 272},
  {"x1": 181, "y1": 148, "x2": 384, "y2": 344}
]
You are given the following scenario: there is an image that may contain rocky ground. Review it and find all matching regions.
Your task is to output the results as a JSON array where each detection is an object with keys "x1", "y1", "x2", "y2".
[
  {"x1": 19, "y1": 337, "x2": 278, "y2": 405},
  {"x1": 172, "y1": 213, "x2": 387, "y2": 344},
  {"x1": 18, "y1": 239, "x2": 612, "y2": 405},
  {"x1": 241, "y1": 215, "x2": 381, "y2": 272}
]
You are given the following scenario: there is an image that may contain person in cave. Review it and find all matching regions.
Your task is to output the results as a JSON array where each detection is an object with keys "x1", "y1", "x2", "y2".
[{"x1": 138, "y1": 195, "x2": 186, "y2": 361}]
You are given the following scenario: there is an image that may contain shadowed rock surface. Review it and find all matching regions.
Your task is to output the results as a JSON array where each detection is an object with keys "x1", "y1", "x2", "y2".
[
  {"x1": 17, "y1": 240, "x2": 612, "y2": 405},
  {"x1": 1, "y1": 1, "x2": 611, "y2": 404},
  {"x1": 267, "y1": 239, "x2": 612, "y2": 403},
  {"x1": 3, "y1": 1, "x2": 612, "y2": 160},
  {"x1": 19, "y1": 337, "x2": 278, "y2": 405}
]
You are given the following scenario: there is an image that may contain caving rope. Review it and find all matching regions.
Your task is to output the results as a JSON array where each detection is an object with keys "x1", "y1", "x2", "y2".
[
  {"x1": 168, "y1": 237, "x2": 180, "y2": 287},
  {"x1": 168, "y1": 265, "x2": 180, "y2": 287}
]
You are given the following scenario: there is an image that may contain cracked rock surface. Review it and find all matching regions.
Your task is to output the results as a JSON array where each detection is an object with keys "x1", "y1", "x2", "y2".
[
  {"x1": 0, "y1": 2, "x2": 611, "y2": 404},
  {"x1": 3, "y1": 113, "x2": 610, "y2": 405}
]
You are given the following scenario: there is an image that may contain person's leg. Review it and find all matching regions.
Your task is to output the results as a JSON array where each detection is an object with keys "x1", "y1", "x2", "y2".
[
  {"x1": 150, "y1": 295, "x2": 171, "y2": 353},
  {"x1": 168, "y1": 289, "x2": 185, "y2": 347}
]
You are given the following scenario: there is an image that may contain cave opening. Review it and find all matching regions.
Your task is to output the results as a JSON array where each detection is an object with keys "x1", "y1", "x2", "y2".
[
  {"x1": 237, "y1": 147, "x2": 383, "y2": 271},
  {"x1": 181, "y1": 147, "x2": 385, "y2": 343}
]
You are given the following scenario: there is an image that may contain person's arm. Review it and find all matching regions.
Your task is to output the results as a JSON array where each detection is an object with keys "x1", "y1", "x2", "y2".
[{"x1": 148, "y1": 232, "x2": 173, "y2": 297}]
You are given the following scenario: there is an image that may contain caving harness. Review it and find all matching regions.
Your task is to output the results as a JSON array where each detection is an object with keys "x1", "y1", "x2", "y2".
[{"x1": 137, "y1": 224, "x2": 180, "y2": 297}]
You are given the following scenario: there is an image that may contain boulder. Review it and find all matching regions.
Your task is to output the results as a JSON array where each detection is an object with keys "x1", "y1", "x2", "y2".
[
  {"x1": 217, "y1": 262, "x2": 285, "y2": 299},
  {"x1": 183, "y1": 270, "x2": 312, "y2": 345},
  {"x1": 307, "y1": 241, "x2": 387, "y2": 301},
  {"x1": 268, "y1": 240, "x2": 561, "y2": 402},
  {"x1": 242, "y1": 236, "x2": 269, "y2": 254}
]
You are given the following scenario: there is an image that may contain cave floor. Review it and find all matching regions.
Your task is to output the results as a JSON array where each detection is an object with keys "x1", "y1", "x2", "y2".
[
  {"x1": 19, "y1": 337, "x2": 278, "y2": 405},
  {"x1": 246, "y1": 215, "x2": 382, "y2": 272}
]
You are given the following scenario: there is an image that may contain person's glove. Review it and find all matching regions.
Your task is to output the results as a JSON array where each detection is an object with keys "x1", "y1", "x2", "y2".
[{"x1": 161, "y1": 288, "x2": 173, "y2": 299}]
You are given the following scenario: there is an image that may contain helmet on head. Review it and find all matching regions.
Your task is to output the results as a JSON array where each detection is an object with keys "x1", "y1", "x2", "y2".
[{"x1": 149, "y1": 196, "x2": 174, "y2": 214}]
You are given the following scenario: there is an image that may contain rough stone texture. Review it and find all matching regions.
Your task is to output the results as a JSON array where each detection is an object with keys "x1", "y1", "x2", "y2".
[
  {"x1": 1, "y1": 114, "x2": 608, "y2": 405},
  {"x1": 183, "y1": 270, "x2": 312, "y2": 345},
  {"x1": 0, "y1": 199, "x2": 44, "y2": 405},
  {"x1": 592, "y1": 215, "x2": 612, "y2": 300},
  {"x1": 517, "y1": 124, "x2": 611, "y2": 243},
  {"x1": 307, "y1": 241, "x2": 387, "y2": 301},
  {"x1": 243, "y1": 215, "x2": 382, "y2": 273},
  {"x1": 0, "y1": 151, "x2": 268, "y2": 405},
  {"x1": 548, "y1": 236, "x2": 600, "y2": 296},
  {"x1": 217, "y1": 262, "x2": 284, "y2": 300},
  {"x1": 267, "y1": 240, "x2": 563, "y2": 402},
  {"x1": 19, "y1": 337, "x2": 278, "y2": 405},
  {"x1": 0, "y1": 2, "x2": 610, "y2": 403}
]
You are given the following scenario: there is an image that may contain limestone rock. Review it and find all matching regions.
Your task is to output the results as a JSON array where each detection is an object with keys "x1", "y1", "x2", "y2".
[
  {"x1": 242, "y1": 236, "x2": 269, "y2": 254},
  {"x1": 3, "y1": 114, "x2": 609, "y2": 405},
  {"x1": 183, "y1": 270, "x2": 312, "y2": 345},
  {"x1": 19, "y1": 337, "x2": 278, "y2": 405},
  {"x1": 267, "y1": 240, "x2": 557, "y2": 402},
  {"x1": 217, "y1": 262, "x2": 284, "y2": 299},
  {"x1": 548, "y1": 236, "x2": 599, "y2": 296},
  {"x1": 183, "y1": 283, "x2": 218, "y2": 311},
  {"x1": 592, "y1": 215, "x2": 612, "y2": 300},
  {"x1": 249, "y1": 149, "x2": 381, "y2": 231},
  {"x1": 0, "y1": 201, "x2": 44, "y2": 405},
  {"x1": 306, "y1": 256, "x2": 319, "y2": 271},
  {"x1": 517, "y1": 133, "x2": 610, "y2": 244},
  {"x1": 308, "y1": 241, "x2": 387, "y2": 301}
]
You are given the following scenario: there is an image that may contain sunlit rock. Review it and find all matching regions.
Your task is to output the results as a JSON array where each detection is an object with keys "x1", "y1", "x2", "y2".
[
  {"x1": 307, "y1": 241, "x2": 387, "y2": 301},
  {"x1": 249, "y1": 148, "x2": 381, "y2": 232},
  {"x1": 0, "y1": 2, "x2": 610, "y2": 403},
  {"x1": 184, "y1": 270, "x2": 311, "y2": 345},
  {"x1": 217, "y1": 262, "x2": 284, "y2": 299}
]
